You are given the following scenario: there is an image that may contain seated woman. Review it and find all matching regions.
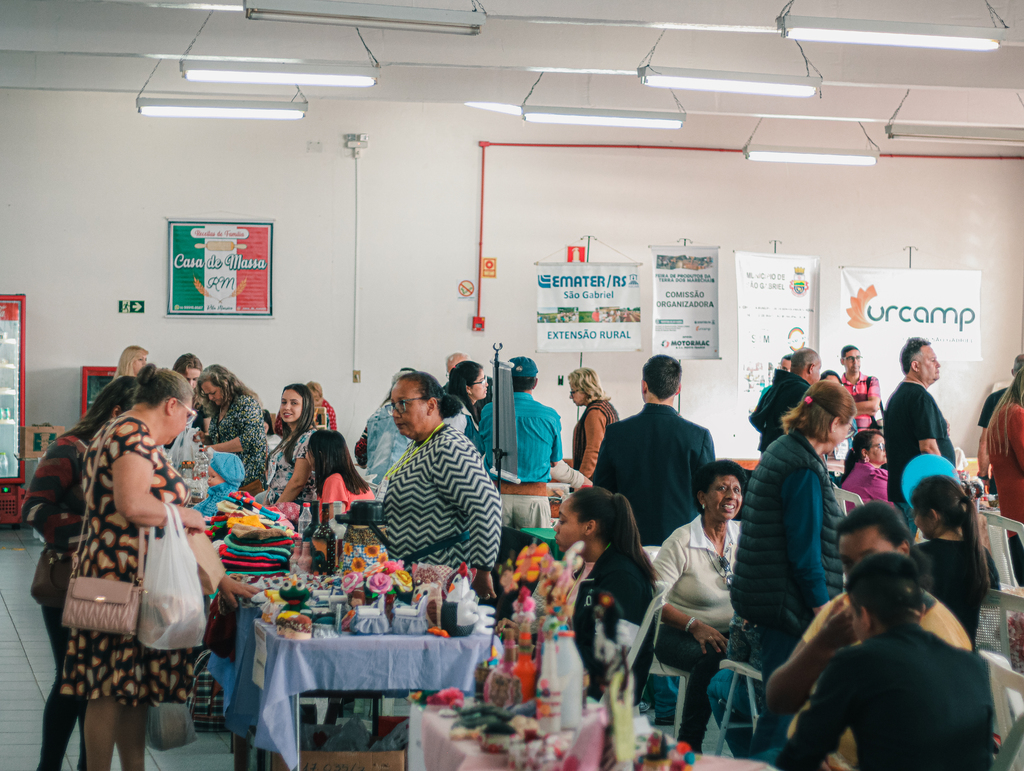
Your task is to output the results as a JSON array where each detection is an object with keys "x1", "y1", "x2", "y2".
[
  {"x1": 651, "y1": 460, "x2": 746, "y2": 749},
  {"x1": 263, "y1": 383, "x2": 317, "y2": 505},
  {"x1": 308, "y1": 429, "x2": 374, "y2": 511},
  {"x1": 555, "y1": 486, "x2": 657, "y2": 701},
  {"x1": 839, "y1": 429, "x2": 888, "y2": 504},
  {"x1": 912, "y1": 474, "x2": 998, "y2": 645}
]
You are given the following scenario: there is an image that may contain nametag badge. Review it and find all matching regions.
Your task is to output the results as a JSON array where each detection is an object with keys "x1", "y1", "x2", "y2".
[{"x1": 376, "y1": 477, "x2": 389, "y2": 503}]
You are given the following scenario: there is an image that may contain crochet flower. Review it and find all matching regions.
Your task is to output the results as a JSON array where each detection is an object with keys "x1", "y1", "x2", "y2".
[
  {"x1": 343, "y1": 542, "x2": 354, "y2": 555},
  {"x1": 364, "y1": 561, "x2": 384, "y2": 576},
  {"x1": 382, "y1": 560, "x2": 404, "y2": 574},
  {"x1": 342, "y1": 571, "x2": 363, "y2": 594},
  {"x1": 393, "y1": 570, "x2": 413, "y2": 593},
  {"x1": 351, "y1": 557, "x2": 367, "y2": 573},
  {"x1": 366, "y1": 572, "x2": 393, "y2": 596}
]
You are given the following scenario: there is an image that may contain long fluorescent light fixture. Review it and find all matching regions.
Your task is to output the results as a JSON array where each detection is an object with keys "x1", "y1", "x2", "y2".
[
  {"x1": 465, "y1": 102, "x2": 522, "y2": 115},
  {"x1": 137, "y1": 97, "x2": 307, "y2": 119},
  {"x1": 886, "y1": 123, "x2": 1024, "y2": 146},
  {"x1": 523, "y1": 106, "x2": 684, "y2": 130},
  {"x1": 638, "y1": 65, "x2": 820, "y2": 98},
  {"x1": 243, "y1": 0, "x2": 484, "y2": 35},
  {"x1": 778, "y1": 15, "x2": 1004, "y2": 51},
  {"x1": 181, "y1": 60, "x2": 378, "y2": 87},
  {"x1": 744, "y1": 145, "x2": 878, "y2": 166}
]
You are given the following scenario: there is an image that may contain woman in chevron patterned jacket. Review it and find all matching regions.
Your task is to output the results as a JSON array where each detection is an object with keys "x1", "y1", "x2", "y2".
[{"x1": 381, "y1": 371, "x2": 502, "y2": 599}]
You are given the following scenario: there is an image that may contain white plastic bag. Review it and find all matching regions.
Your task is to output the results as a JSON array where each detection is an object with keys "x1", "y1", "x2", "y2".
[
  {"x1": 166, "y1": 425, "x2": 199, "y2": 470},
  {"x1": 146, "y1": 702, "x2": 198, "y2": 751},
  {"x1": 138, "y1": 503, "x2": 206, "y2": 650}
]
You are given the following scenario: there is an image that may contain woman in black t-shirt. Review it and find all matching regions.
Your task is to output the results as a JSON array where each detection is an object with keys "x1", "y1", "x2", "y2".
[{"x1": 912, "y1": 475, "x2": 998, "y2": 645}]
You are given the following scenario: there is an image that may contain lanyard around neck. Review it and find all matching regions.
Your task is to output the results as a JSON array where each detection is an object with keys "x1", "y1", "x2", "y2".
[{"x1": 385, "y1": 423, "x2": 444, "y2": 481}]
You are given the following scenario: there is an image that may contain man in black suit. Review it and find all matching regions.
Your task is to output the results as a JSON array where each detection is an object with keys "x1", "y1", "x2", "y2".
[
  {"x1": 750, "y1": 347, "x2": 821, "y2": 453},
  {"x1": 592, "y1": 355, "x2": 715, "y2": 547}
]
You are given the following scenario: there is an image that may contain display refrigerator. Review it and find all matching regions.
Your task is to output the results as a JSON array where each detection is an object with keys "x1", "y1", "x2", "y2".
[
  {"x1": 0, "y1": 295, "x2": 26, "y2": 526},
  {"x1": 82, "y1": 366, "x2": 117, "y2": 415}
]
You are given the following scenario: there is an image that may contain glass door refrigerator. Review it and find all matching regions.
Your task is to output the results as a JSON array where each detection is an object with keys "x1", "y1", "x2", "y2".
[{"x1": 0, "y1": 295, "x2": 26, "y2": 526}]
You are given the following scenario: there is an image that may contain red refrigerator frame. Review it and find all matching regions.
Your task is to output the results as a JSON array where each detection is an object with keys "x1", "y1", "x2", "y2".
[
  {"x1": 0, "y1": 295, "x2": 26, "y2": 486},
  {"x1": 81, "y1": 366, "x2": 117, "y2": 416}
]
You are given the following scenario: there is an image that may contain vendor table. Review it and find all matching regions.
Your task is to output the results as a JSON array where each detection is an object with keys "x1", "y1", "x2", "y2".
[
  {"x1": 209, "y1": 606, "x2": 494, "y2": 771},
  {"x1": 520, "y1": 528, "x2": 562, "y2": 558}
]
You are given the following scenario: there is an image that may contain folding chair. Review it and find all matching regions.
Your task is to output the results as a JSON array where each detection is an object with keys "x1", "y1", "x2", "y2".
[
  {"x1": 994, "y1": 717, "x2": 1024, "y2": 771},
  {"x1": 986, "y1": 511, "x2": 1023, "y2": 590},
  {"x1": 981, "y1": 651, "x2": 1024, "y2": 744},
  {"x1": 977, "y1": 590, "x2": 1024, "y2": 660},
  {"x1": 833, "y1": 488, "x2": 863, "y2": 515},
  {"x1": 712, "y1": 659, "x2": 762, "y2": 756},
  {"x1": 627, "y1": 590, "x2": 690, "y2": 738}
]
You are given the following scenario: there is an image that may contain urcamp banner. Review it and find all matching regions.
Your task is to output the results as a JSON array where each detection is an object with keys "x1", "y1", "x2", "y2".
[
  {"x1": 651, "y1": 245, "x2": 720, "y2": 359},
  {"x1": 841, "y1": 267, "x2": 981, "y2": 399},
  {"x1": 536, "y1": 262, "x2": 642, "y2": 352},
  {"x1": 736, "y1": 252, "x2": 820, "y2": 407},
  {"x1": 168, "y1": 220, "x2": 273, "y2": 316}
]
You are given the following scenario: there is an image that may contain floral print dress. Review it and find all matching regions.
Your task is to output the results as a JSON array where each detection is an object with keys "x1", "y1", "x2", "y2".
[
  {"x1": 264, "y1": 429, "x2": 317, "y2": 504},
  {"x1": 60, "y1": 416, "x2": 193, "y2": 706},
  {"x1": 207, "y1": 394, "x2": 268, "y2": 487}
]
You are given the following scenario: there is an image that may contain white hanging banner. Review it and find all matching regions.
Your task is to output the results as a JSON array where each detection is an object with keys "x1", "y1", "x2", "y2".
[
  {"x1": 536, "y1": 262, "x2": 642, "y2": 352},
  {"x1": 840, "y1": 267, "x2": 981, "y2": 401},
  {"x1": 651, "y1": 245, "x2": 720, "y2": 359},
  {"x1": 736, "y1": 252, "x2": 820, "y2": 407}
]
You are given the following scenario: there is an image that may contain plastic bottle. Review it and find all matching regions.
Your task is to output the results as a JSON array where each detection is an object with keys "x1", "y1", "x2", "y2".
[
  {"x1": 512, "y1": 636, "x2": 537, "y2": 701},
  {"x1": 536, "y1": 628, "x2": 562, "y2": 734},
  {"x1": 0, "y1": 452, "x2": 8, "y2": 476},
  {"x1": 555, "y1": 630, "x2": 584, "y2": 729},
  {"x1": 298, "y1": 503, "x2": 312, "y2": 541}
]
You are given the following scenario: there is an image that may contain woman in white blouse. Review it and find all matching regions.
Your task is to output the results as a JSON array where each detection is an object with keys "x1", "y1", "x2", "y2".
[{"x1": 650, "y1": 460, "x2": 746, "y2": 749}]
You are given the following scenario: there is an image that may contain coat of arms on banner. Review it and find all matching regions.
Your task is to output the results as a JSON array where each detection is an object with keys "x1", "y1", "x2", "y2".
[{"x1": 790, "y1": 267, "x2": 808, "y2": 296}]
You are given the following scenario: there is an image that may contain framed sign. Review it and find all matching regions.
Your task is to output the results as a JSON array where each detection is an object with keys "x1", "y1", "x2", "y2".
[{"x1": 167, "y1": 220, "x2": 273, "y2": 316}]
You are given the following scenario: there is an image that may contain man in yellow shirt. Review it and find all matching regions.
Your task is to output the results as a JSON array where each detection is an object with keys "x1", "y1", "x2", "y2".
[{"x1": 765, "y1": 501, "x2": 970, "y2": 768}]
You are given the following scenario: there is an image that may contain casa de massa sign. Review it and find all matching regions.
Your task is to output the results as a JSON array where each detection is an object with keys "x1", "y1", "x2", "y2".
[{"x1": 167, "y1": 221, "x2": 274, "y2": 317}]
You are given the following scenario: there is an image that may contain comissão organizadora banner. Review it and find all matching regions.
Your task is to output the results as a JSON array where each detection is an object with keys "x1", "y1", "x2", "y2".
[
  {"x1": 536, "y1": 263, "x2": 642, "y2": 352},
  {"x1": 651, "y1": 245, "x2": 720, "y2": 359}
]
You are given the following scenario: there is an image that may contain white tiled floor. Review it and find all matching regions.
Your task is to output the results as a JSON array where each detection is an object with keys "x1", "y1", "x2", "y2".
[{"x1": 0, "y1": 527, "x2": 235, "y2": 771}]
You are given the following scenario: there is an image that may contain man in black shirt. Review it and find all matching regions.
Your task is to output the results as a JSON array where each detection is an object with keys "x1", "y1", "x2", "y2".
[
  {"x1": 977, "y1": 353, "x2": 1024, "y2": 488},
  {"x1": 750, "y1": 347, "x2": 821, "y2": 453},
  {"x1": 883, "y1": 338, "x2": 955, "y2": 531},
  {"x1": 776, "y1": 552, "x2": 993, "y2": 771}
]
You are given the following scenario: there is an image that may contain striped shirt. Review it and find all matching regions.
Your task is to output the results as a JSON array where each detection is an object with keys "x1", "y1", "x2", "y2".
[
  {"x1": 383, "y1": 425, "x2": 501, "y2": 569},
  {"x1": 22, "y1": 434, "x2": 88, "y2": 552},
  {"x1": 842, "y1": 373, "x2": 881, "y2": 430}
]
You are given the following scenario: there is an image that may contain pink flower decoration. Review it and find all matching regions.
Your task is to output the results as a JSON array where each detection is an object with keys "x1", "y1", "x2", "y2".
[
  {"x1": 366, "y1": 572, "x2": 393, "y2": 596},
  {"x1": 342, "y1": 572, "x2": 363, "y2": 594},
  {"x1": 382, "y1": 560, "x2": 404, "y2": 574},
  {"x1": 426, "y1": 687, "x2": 464, "y2": 708}
]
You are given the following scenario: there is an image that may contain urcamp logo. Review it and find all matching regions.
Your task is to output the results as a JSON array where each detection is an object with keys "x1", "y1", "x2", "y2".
[{"x1": 846, "y1": 284, "x2": 977, "y2": 332}]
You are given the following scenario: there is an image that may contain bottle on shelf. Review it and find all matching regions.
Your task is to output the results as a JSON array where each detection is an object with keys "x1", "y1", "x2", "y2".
[
  {"x1": 311, "y1": 502, "x2": 337, "y2": 575},
  {"x1": 298, "y1": 503, "x2": 312, "y2": 540},
  {"x1": 0, "y1": 452, "x2": 8, "y2": 476}
]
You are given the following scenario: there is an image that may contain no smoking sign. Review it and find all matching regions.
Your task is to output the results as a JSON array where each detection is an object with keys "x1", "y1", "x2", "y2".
[{"x1": 458, "y1": 280, "x2": 476, "y2": 298}]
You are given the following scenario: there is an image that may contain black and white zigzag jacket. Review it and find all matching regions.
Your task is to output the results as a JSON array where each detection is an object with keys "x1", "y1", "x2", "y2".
[{"x1": 383, "y1": 425, "x2": 501, "y2": 569}]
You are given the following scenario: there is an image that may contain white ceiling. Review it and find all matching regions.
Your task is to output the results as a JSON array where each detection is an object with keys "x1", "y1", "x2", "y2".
[{"x1": 6, "y1": 0, "x2": 1024, "y2": 153}]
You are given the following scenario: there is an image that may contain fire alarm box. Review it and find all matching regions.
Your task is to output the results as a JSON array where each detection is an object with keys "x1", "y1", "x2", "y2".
[{"x1": 472, "y1": 316, "x2": 485, "y2": 332}]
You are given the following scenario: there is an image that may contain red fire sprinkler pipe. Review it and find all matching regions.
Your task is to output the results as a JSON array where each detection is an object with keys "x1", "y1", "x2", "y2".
[{"x1": 472, "y1": 140, "x2": 1023, "y2": 324}]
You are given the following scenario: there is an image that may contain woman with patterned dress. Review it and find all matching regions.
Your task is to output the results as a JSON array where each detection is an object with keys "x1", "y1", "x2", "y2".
[
  {"x1": 197, "y1": 364, "x2": 269, "y2": 492},
  {"x1": 59, "y1": 366, "x2": 208, "y2": 771},
  {"x1": 381, "y1": 371, "x2": 501, "y2": 598},
  {"x1": 263, "y1": 383, "x2": 317, "y2": 505}
]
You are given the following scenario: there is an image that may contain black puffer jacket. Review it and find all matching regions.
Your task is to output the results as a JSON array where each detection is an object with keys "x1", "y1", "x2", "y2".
[
  {"x1": 730, "y1": 430, "x2": 844, "y2": 638},
  {"x1": 749, "y1": 369, "x2": 810, "y2": 452}
]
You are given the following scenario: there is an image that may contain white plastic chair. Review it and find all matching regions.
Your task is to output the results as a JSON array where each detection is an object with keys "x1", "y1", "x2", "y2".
[
  {"x1": 833, "y1": 488, "x2": 863, "y2": 515},
  {"x1": 978, "y1": 590, "x2": 1024, "y2": 660},
  {"x1": 712, "y1": 659, "x2": 762, "y2": 756},
  {"x1": 995, "y1": 716, "x2": 1024, "y2": 771},
  {"x1": 986, "y1": 511, "x2": 1023, "y2": 590},
  {"x1": 627, "y1": 590, "x2": 690, "y2": 738},
  {"x1": 981, "y1": 651, "x2": 1024, "y2": 744}
]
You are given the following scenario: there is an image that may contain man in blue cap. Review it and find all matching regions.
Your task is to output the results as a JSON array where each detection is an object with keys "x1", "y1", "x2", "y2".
[{"x1": 480, "y1": 356, "x2": 564, "y2": 528}]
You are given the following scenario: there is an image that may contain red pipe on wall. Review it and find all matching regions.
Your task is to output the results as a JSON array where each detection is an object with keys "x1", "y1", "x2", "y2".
[{"x1": 473, "y1": 140, "x2": 1024, "y2": 321}]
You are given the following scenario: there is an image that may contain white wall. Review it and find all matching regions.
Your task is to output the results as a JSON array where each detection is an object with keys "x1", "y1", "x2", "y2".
[{"x1": 2, "y1": 88, "x2": 1022, "y2": 468}]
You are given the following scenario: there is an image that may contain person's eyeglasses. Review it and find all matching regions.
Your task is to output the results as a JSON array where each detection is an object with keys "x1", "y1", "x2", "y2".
[
  {"x1": 470, "y1": 378, "x2": 487, "y2": 386},
  {"x1": 175, "y1": 400, "x2": 197, "y2": 420},
  {"x1": 844, "y1": 355, "x2": 862, "y2": 362},
  {"x1": 847, "y1": 424, "x2": 857, "y2": 438},
  {"x1": 720, "y1": 556, "x2": 734, "y2": 587},
  {"x1": 388, "y1": 397, "x2": 428, "y2": 415},
  {"x1": 872, "y1": 442, "x2": 885, "y2": 450},
  {"x1": 569, "y1": 389, "x2": 580, "y2": 395}
]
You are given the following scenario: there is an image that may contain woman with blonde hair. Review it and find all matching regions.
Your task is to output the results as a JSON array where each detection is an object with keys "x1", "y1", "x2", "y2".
[
  {"x1": 114, "y1": 345, "x2": 148, "y2": 378},
  {"x1": 568, "y1": 367, "x2": 618, "y2": 479},
  {"x1": 197, "y1": 365, "x2": 268, "y2": 492},
  {"x1": 731, "y1": 379, "x2": 856, "y2": 754}
]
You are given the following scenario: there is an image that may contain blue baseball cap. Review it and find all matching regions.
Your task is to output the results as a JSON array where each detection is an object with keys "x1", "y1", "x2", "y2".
[{"x1": 510, "y1": 357, "x2": 539, "y2": 378}]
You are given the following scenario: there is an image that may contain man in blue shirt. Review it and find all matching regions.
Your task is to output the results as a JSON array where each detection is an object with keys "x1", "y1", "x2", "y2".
[{"x1": 480, "y1": 356, "x2": 562, "y2": 529}]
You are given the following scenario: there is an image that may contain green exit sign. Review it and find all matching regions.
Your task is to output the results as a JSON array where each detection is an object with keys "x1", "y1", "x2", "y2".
[{"x1": 118, "y1": 301, "x2": 145, "y2": 314}]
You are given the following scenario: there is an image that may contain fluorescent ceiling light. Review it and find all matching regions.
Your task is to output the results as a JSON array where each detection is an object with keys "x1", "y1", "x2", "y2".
[
  {"x1": 886, "y1": 123, "x2": 1024, "y2": 146},
  {"x1": 465, "y1": 102, "x2": 522, "y2": 116},
  {"x1": 744, "y1": 145, "x2": 878, "y2": 166},
  {"x1": 243, "y1": 0, "x2": 484, "y2": 35},
  {"x1": 181, "y1": 60, "x2": 378, "y2": 87},
  {"x1": 638, "y1": 65, "x2": 820, "y2": 98},
  {"x1": 137, "y1": 97, "x2": 306, "y2": 119},
  {"x1": 778, "y1": 15, "x2": 1003, "y2": 51},
  {"x1": 522, "y1": 106, "x2": 684, "y2": 130}
]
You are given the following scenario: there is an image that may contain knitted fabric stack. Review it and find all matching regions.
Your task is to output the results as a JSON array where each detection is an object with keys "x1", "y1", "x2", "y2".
[{"x1": 218, "y1": 524, "x2": 295, "y2": 575}]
